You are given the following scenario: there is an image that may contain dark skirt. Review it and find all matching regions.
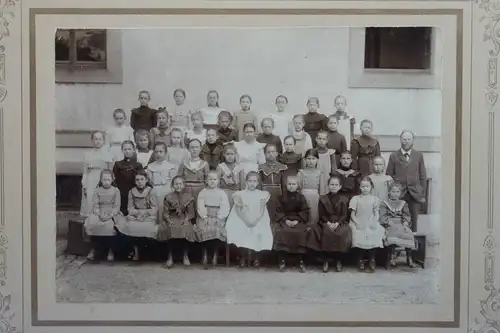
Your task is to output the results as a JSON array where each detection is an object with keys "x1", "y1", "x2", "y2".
[
  {"x1": 308, "y1": 223, "x2": 352, "y2": 252},
  {"x1": 357, "y1": 155, "x2": 374, "y2": 176},
  {"x1": 263, "y1": 184, "x2": 281, "y2": 232},
  {"x1": 274, "y1": 224, "x2": 309, "y2": 253}
]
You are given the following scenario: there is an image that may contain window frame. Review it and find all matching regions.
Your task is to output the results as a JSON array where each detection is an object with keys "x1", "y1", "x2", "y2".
[
  {"x1": 55, "y1": 29, "x2": 123, "y2": 84},
  {"x1": 348, "y1": 27, "x2": 441, "y2": 89}
]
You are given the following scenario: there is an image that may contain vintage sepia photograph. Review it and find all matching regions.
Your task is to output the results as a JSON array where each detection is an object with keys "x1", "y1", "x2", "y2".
[{"x1": 54, "y1": 26, "x2": 442, "y2": 305}]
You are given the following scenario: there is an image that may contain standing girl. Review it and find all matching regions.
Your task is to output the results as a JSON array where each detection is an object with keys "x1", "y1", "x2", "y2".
[
  {"x1": 170, "y1": 89, "x2": 191, "y2": 134},
  {"x1": 315, "y1": 131, "x2": 338, "y2": 195},
  {"x1": 216, "y1": 143, "x2": 244, "y2": 206},
  {"x1": 379, "y1": 182, "x2": 416, "y2": 268},
  {"x1": 349, "y1": 177, "x2": 385, "y2": 272},
  {"x1": 116, "y1": 170, "x2": 158, "y2": 261},
  {"x1": 309, "y1": 176, "x2": 351, "y2": 272},
  {"x1": 184, "y1": 111, "x2": 207, "y2": 146},
  {"x1": 112, "y1": 140, "x2": 143, "y2": 215},
  {"x1": 291, "y1": 114, "x2": 313, "y2": 156},
  {"x1": 331, "y1": 151, "x2": 361, "y2": 200},
  {"x1": 195, "y1": 171, "x2": 230, "y2": 267},
  {"x1": 150, "y1": 110, "x2": 172, "y2": 148},
  {"x1": 199, "y1": 90, "x2": 227, "y2": 131},
  {"x1": 226, "y1": 171, "x2": 273, "y2": 268},
  {"x1": 273, "y1": 176, "x2": 310, "y2": 272},
  {"x1": 201, "y1": 129, "x2": 224, "y2": 170},
  {"x1": 234, "y1": 94, "x2": 259, "y2": 140},
  {"x1": 84, "y1": 169, "x2": 124, "y2": 262},
  {"x1": 277, "y1": 135, "x2": 303, "y2": 180},
  {"x1": 146, "y1": 142, "x2": 177, "y2": 220},
  {"x1": 368, "y1": 156, "x2": 393, "y2": 202},
  {"x1": 233, "y1": 123, "x2": 266, "y2": 180},
  {"x1": 166, "y1": 128, "x2": 189, "y2": 170},
  {"x1": 297, "y1": 149, "x2": 321, "y2": 225},
  {"x1": 106, "y1": 109, "x2": 135, "y2": 162},
  {"x1": 303, "y1": 97, "x2": 328, "y2": 146},
  {"x1": 326, "y1": 115, "x2": 347, "y2": 169},
  {"x1": 256, "y1": 118, "x2": 283, "y2": 154},
  {"x1": 270, "y1": 94, "x2": 293, "y2": 142},
  {"x1": 333, "y1": 95, "x2": 354, "y2": 147},
  {"x1": 178, "y1": 139, "x2": 211, "y2": 201},
  {"x1": 216, "y1": 111, "x2": 238, "y2": 144},
  {"x1": 351, "y1": 119, "x2": 381, "y2": 176},
  {"x1": 258, "y1": 144, "x2": 287, "y2": 225},
  {"x1": 80, "y1": 131, "x2": 113, "y2": 217},
  {"x1": 157, "y1": 176, "x2": 196, "y2": 268},
  {"x1": 135, "y1": 130, "x2": 154, "y2": 168}
]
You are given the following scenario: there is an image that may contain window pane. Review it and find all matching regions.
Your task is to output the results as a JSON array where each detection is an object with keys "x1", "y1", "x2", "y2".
[
  {"x1": 55, "y1": 29, "x2": 70, "y2": 62},
  {"x1": 75, "y1": 29, "x2": 106, "y2": 63},
  {"x1": 364, "y1": 27, "x2": 432, "y2": 70}
]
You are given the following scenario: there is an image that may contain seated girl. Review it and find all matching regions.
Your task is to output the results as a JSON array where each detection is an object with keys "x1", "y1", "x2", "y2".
[
  {"x1": 349, "y1": 177, "x2": 385, "y2": 272},
  {"x1": 195, "y1": 171, "x2": 230, "y2": 268},
  {"x1": 157, "y1": 176, "x2": 196, "y2": 268},
  {"x1": 116, "y1": 170, "x2": 158, "y2": 261},
  {"x1": 84, "y1": 169, "x2": 124, "y2": 262},
  {"x1": 379, "y1": 182, "x2": 417, "y2": 268},
  {"x1": 309, "y1": 176, "x2": 352, "y2": 272},
  {"x1": 273, "y1": 176, "x2": 310, "y2": 272},
  {"x1": 226, "y1": 171, "x2": 273, "y2": 268}
]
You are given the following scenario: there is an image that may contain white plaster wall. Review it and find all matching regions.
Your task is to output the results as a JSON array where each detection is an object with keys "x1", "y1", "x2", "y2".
[{"x1": 55, "y1": 27, "x2": 442, "y2": 138}]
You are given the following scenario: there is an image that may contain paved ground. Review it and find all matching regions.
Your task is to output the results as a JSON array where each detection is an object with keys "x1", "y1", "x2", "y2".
[{"x1": 56, "y1": 251, "x2": 439, "y2": 304}]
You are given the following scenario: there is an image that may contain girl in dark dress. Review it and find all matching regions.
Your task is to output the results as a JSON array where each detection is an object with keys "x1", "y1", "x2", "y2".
[
  {"x1": 309, "y1": 175, "x2": 352, "y2": 272},
  {"x1": 216, "y1": 111, "x2": 238, "y2": 144},
  {"x1": 158, "y1": 176, "x2": 196, "y2": 268},
  {"x1": 273, "y1": 176, "x2": 310, "y2": 272},
  {"x1": 277, "y1": 135, "x2": 303, "y2": 180},
  {"x1": 326, "y1": 115, "x2": 348, "y2": 169},
  {"x1": 201, "y1": 129, "x2": 224, "y2": 170},
  {"x1": 303, "y1": 97, "x2": 328, "y2": 146},
  {"x1": 258, "y1": 143, "x2": 288, "y2": 234},
  {"x1": 350, "y1": 119, "x2": 381, "y2": 176},
  {"x1": 331, "y1": 151, "x2": 361, "y2": 200},
  {"x1": 112, "y1": 140, "x2": 144, "y2": 215},
  {"x1": 256, "y1": 117, "x2": 283, "y2": 153}
]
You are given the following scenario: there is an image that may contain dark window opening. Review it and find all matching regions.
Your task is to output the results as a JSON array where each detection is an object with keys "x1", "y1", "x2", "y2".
[
  {"x1": 56, "y1": 175, "x2": 83, "y2": 211},
  {"x1": 364, "y1": 27, "x2": 432, "y2": 70}
]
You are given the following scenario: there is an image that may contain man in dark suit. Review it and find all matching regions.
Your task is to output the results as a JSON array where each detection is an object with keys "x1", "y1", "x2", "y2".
[{"x1": 386, "y1": 130, "x2": 427, "y2": 232}]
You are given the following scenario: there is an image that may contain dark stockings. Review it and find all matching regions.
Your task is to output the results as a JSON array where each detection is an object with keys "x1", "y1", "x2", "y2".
[
  {"x1": 278, "y1": 252, "x2": 305, "y2": 272},
  {"x1": 166, "y1": 239, "x2": 191, "y2": 267},
  {"x1": 90, "y1": 236, "x2": 116, "y2": 261},
  {"x1": 358, "y1": 248, "x2": 377, "y2": 272},
  {"x1": 202, "y1": 240, "x2": 221, "y2": 267}
]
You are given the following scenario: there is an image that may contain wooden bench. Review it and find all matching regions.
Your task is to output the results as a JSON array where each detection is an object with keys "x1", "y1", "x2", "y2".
[
  {"x1": 65, "y1": 218, "x2": 91, "y2": 257},
  {"x1": 412, "y1": 233, "x2": 426, "y2": 269}
]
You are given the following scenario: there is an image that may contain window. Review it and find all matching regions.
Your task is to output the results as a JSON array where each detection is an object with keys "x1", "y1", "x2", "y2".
[
  {"x1": 55, "y1": 29, "x2": 123, "y2": 84},
  {"x1": 364, "y1": 27, "x2": 432, "y2": 70},
  {"x1": 55, "y1": 29, "x2": 107, "y2": 69},
  {"x1": 348, "y1": 27, "x2": 440, "y2": 89}
]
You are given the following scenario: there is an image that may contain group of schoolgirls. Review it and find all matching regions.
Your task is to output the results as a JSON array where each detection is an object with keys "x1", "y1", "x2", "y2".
[{"x1": 80, "y1": 89, "x2": 417, "y2": 272}]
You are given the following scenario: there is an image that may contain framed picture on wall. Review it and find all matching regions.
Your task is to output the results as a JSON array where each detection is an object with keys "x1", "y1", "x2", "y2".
[{"x1": 0, "y1": 0, "x2": 494, "y2": 332}]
